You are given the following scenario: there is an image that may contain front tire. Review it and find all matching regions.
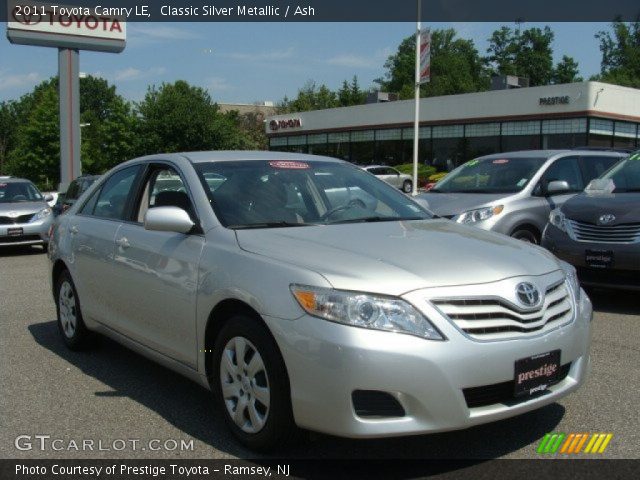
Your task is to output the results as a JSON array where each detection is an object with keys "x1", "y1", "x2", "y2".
[
  {"x1": 511, "y1": 228, "x2": 540, "y2": 244},
  {"x1": 212, "y1": 315, "x2": 297, "y2": 451},
  {"x1": 402, "y1": 179, "x2": 413, "y2": 193},
  {"x1": 56, "y1": 270, "x2": 93, "y2": 350}
]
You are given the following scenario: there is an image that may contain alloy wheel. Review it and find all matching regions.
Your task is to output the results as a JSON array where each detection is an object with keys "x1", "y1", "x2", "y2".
[{"x1": 58, "y1": 281, "x2": 77, "y2": 338}]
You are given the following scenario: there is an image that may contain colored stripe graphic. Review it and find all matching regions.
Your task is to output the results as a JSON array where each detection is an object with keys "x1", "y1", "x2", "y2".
[{"x1": 539, "y1": 433, "x2": 613, "y2": 454}]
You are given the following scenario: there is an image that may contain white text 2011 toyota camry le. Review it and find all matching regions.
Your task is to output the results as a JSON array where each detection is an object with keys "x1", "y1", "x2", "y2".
[{"x1": 48, "y1": 151, "x2": 592, "y2": 451}]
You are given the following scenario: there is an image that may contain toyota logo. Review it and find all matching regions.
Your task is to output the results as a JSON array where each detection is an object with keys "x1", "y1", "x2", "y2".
[
  {"x1": 11, "y1": 7, "x2": 43, "y2": 25},
  {"x1": 598, "y1": 214, "x2": 616, "y2": 225},
  {"x1": 516, "y1": 282, "x2": 541, "y2": 308}
]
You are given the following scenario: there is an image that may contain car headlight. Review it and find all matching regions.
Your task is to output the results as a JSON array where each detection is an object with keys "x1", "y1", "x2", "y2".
[
  {"x1": 549, "y1": 208, "x2": 567, "y2": 232},
  {"x1": 456, "y1": 205, "x2": 503, "y2": 224},
  {"x1": 559, "y1": 260, "x2": 580, "y2": 301},
  {"x1": 31, "y1": 207, "x2": 52, "y2": 222},
  {"x1": 290, "y1": 284, "x2": 444, "y2": 340}
]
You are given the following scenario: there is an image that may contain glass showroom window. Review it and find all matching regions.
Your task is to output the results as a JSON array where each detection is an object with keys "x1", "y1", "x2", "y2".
[
  {"x1": 269, "y1": 136, "x2": 288, "y2": 152},
  {"x1": 350, "y1": 130, "x2": 375, "y2": 164},
  {"x1": 375, "y1": 129, "x2": 403, "y2": 165},
  {"x1": 401, "y1": 127, "x2": 431, "y2": 165},
  {"x1": 588, "y1": 118, "x2": 614, "y2": 147},
  {"x1": 307, "y1": 133, "x2": 328, "y2": 156},
  {"x1": 465, "y1": 123, "x2": 500, "y2": 159},
  {"x1": 326, "y1": 132, "x2": 351, "y2": 161},
  {"x1": 501, "y1": 120, "x2": 541, "y2": 152},
  {"x1": 432, "y1": 125, "x2": 464, "y2": 170},
  {"x1": 613, "y1": 121, "x2": 637, "y2": 149},
  {"x1": 286, "y1": 135, "x2": 308, "y2": 154},
  {"x1": 542, "y1": 118, "x2": 587, "y2": 149}
]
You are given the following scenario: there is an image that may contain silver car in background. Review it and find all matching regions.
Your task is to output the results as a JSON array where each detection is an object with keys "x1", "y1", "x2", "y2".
[
  {"x1": 48, "y1": 152, "x2": 592, "y2": 451},
  {"x1": 0, "y1": 177, "x2": 53, "y2": 250},
  {"x1": 362, "y1": 165, "x2": 413, "y2": 193},
  {"x1": 417, "y1": 150, "x2": 626, "y2": 244}
]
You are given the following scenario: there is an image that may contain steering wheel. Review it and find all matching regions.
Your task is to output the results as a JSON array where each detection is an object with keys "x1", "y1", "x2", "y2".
[{"x1": 320, "y1": 198, "x2": 367, "y2": 221}]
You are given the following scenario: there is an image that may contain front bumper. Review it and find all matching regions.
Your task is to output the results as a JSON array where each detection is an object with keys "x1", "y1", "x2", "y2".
[
  {"x1": 264, "y1": 285, "x2": 592, "y2": 439},
  {"x1": 542, "y1": 224, "x2": 640, "y2": 290},
  {"x1": 0, "y1": 217, "x2": 52, "y2": 247}
]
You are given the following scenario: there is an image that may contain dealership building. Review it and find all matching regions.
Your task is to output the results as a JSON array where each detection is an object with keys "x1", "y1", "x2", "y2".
[{"x1": 265, "y1": 81, "x2": 640, "y2": 170}]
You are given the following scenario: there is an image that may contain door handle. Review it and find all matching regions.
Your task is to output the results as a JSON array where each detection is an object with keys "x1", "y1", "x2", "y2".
[
  {"x1": 116, "y1": 237, "x2": 130, "y2": 249},
  {"x1": 69, "y1": 225, "x2": 79, "y2": 235}
]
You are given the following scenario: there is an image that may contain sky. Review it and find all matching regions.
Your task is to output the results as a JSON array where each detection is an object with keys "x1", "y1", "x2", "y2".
[{"x1": 0, "y1": 22, "x2": 612, "y2": 105}]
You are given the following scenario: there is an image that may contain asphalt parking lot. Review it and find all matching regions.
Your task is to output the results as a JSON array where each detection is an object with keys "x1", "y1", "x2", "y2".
[{"x1": 1, "y1": 246, "x2": 639, "y2": 460}]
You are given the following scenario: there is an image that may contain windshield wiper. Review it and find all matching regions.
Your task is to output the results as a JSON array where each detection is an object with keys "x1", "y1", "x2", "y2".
[{"x1": 229, "y1": 221, "x2": 316, "y2": 230}]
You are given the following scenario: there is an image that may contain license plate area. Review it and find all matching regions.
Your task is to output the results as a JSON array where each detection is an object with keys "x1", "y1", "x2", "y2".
[
  {"x1": 585, "y1": 249, "x2": 614, "y2": 268},
  {"x1": 514, "y1": 350, "x2": 561, "y2": 397},
  {"x1": 7, "y1": 227, "x2": 23, "y2": 237}
]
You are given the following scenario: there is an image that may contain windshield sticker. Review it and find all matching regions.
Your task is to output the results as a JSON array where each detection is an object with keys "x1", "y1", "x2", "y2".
[
  {"x1": 630, "y1": 153, "x2": 640, "y2": 160},
  {"x1": 0, "y1": 183, "x2": 7, "y2": 187},
  {"x1": 493, "y1": 159, "x2": 509, "y2": 164},
  {"x1": 465, "y1": 159, "x2": 479, "y2": 167},
  {"x1": 517, "y1": 178, "x2": 527, "y2": 187},
  {"x1": 269, "y1": 161, "x2": 310, "y2": 169}
]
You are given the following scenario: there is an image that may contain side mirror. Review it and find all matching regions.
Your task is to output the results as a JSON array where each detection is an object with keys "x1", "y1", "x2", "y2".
[
  {"x1": 144, "y1": 206, "x2": 194, "y2": 234},
  {"x1": 546, "y1": 180, "x2": 570, "y2": 195},
  {"x1": 44, "y1": 194, "x2": 54, "y2": 202}
]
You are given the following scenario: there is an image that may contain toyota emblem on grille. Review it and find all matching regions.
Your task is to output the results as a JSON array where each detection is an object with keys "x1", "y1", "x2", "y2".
[
  {"x1": 516, "y1": 282, "x2": 541, "y2": 308},
  {"x1": 598, "y1": 214, "x2": 616, "y2": 225}
]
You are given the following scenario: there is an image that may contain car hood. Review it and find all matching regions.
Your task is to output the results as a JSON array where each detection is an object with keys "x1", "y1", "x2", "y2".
[
  {"x1": 0, "y1": 201, "x2": 47, "y2": 215},
  {"x1": 563, "y1": 191, "x2": 640, "y2": 224},
  {"x1": 235, "y1": 219, "x2": 561, "y2": 296},
  {"x1": 416, "y1": 192, "x2": 511, "y2": 217}
]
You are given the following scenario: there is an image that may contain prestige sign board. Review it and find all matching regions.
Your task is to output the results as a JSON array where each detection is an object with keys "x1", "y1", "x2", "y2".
[{"x1": 6, "y1": 0, "x2": 126, "y2": 53}]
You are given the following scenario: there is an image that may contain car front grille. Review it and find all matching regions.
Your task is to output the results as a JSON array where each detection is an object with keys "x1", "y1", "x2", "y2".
[
  {"x1": 431, "y1": 282, "x2": 573, "y2": 341},
  {"x1": 0, "y1": 214, "x2": 35, "y2": 225},
  {"x1": 463, "y1": 363, "x2": 572, "y2": 408},
  {"x1": 567, "y1": 219, "x2": 640, "y2": 244}
]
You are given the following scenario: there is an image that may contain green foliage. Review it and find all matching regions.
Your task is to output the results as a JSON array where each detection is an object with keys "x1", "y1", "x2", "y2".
[
  {"x1": 394, "y1": 163, "x2": 437, "y2": 183},
  {"x1": 428, "y1": 172, "x2": 448, "y2": 182},
  {"x1": 486, "y1": 26, "x2": 560, "y2": 86},
  {"x1": 7, "y1": 83, "x2": 60, "y2": 189},
  {"x1": 0, "y1": 101, "x2": 19, "y2": 175},
  {"x1": 552, "y1": 56, "x2": 583, "y2": 84},
  {"x1": 376, "y1": 29, "x2": 490, "y2": 99},
  {"x1": 279, "y1": 76, "x2": 367, "y2": 113},
  {"x1": 594, "y1": 21, "x2": 640, "y2": 88}
]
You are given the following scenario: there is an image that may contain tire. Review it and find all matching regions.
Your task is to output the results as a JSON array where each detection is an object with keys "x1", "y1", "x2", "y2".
[
  {"x1": 511, "y1": 228, "x2": 540, "y2": 244},
  {"x1": 55, "y1": 269, "x2": 93, "y2": 350},
  {"x1": 212, "y1": 315, "x2": 297, "y2": 452},
  {"x1": 402, "y1": 179, "x2": 413, "y2": 193}
]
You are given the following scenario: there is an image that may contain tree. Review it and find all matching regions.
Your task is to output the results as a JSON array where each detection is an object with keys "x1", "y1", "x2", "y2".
[
  {"x1": 337, "y1": 76, "x2": 367, "y2": 107},
  {"x1": 594, "y1": 21, "x2": 640, "y2": 88},
  {"x1": 278, "y1": 81, "x2": 339, "y2": 113},
  {"x1": 552, "y1": 56, "x2": 583, "y2": 84},
  {"x1": 375, "y1": 29, "x2": 489, "y2": 99},
  {"x1": 0, "y1": 101, "x2": 18, "y2": 175},
  {"x1": 486, "y1": 26, "x2": 556, "y2": 86},
  {"x1": 7, "y1": 83, "x2": 60, "y2": 189},
  {"x1": 79, "y1": 75, "x2": 140, "y2": 174},
  {"x1": 137, "y1": 80, "x2": 258, "y2": 153}
]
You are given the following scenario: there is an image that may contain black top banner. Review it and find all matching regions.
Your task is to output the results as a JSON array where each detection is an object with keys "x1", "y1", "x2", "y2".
[{"x1": 2, "y1": 0, "x2": 640, "y2": 22}]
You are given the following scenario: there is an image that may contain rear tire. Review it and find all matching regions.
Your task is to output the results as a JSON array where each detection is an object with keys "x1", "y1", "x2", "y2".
[
  {"x1": 402, "y1": 180, "x2": 413, "y2": 193},
  {"x1": 55, "y1": 270, "x2": 93, "y2": 350},
  {"x1": 511, "y1": 228, "x2": 540, "y2": 244},
  {"x1": 211, "y1": 315, "x2": 298, "y2": 452}
]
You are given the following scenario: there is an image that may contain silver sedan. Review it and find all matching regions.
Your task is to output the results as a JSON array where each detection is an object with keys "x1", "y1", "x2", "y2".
[{"x1": 48, "y1": 151, "x2": 592, "y2": 451}]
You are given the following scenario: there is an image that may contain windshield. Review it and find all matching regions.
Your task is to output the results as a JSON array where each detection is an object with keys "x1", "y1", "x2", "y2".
[
  {"x1": 600, "y1": 154, "x2": 640, "y2": 192},
  {"x1": 431, "y1": 156, "x2": 547, "y2": 194},
  {"x1": 195, "y1": 160, "x2": 431, "y2": 228},
  {"x1": 0, "y1": 181, "x2": 43, "y2": 203}
]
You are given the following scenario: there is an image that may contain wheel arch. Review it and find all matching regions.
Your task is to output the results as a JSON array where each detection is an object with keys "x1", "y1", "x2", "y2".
[
  {"x1": 510, "y1": 223, "x2": 542, "y2": 242},
  {"x1": 51, "y1": 259, "x2": 71, "y2": 298}
]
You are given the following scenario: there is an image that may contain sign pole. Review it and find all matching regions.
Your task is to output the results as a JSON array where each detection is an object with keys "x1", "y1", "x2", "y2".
[
  {"x1": 412, "y1": 0, "x2": 421, "y2": 196},
  {"x1": 58, "y1": 48, "x2": 81, "y2": 191}
]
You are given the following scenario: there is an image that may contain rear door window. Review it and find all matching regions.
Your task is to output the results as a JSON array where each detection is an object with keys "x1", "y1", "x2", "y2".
[
  {"x1": 90, "y1": 166, "x2": 141, "y2": 220},
  {"x1": 579, "y1": 155, "x2": 622, "y2": 184}
]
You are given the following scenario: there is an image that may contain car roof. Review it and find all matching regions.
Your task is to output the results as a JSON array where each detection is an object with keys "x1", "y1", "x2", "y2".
[
  {"x1": 477, "y1": 149, "x2": 626, "y2": 160},
  {"x1": 133, "y1": 151, "x2": 346, "y2": 165},
  {"x1": 0, "y1": 177, "x2": 35, "y2": 183}
]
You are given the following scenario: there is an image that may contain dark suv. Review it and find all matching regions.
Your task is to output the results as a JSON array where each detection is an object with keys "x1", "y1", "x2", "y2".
[
  {"x1": 53, "y1": 175, "x2": 100, "y2": 216},
  {"x1": 542, "y1": 152, "x2": 640, "y2": 290}
]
